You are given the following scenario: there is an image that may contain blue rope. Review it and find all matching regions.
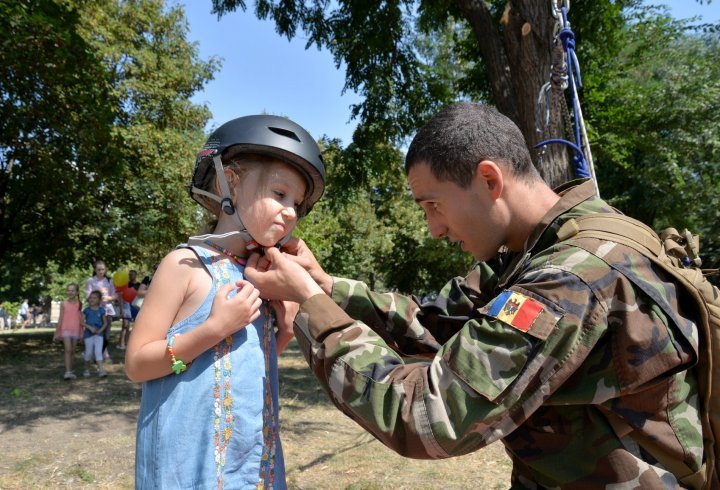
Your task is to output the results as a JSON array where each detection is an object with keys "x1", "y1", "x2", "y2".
[{"x1": 536, "y1": 6, "x2": 590, "y2": 179}]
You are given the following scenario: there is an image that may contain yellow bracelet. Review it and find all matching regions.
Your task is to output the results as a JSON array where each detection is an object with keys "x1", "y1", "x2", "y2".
[{"x1": 167, "y1": 334, "x2": 190, "y2": 374}]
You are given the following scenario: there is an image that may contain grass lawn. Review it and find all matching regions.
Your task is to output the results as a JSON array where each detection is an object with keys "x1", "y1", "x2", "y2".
[{"x1": 0, "y1": 326, "x2": 512, "y2": 489}]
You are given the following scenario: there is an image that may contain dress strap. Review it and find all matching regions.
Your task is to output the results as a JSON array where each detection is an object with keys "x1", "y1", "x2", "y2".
[{"x1": 178, "y1": 243, "x2": 245, "y2": 289}]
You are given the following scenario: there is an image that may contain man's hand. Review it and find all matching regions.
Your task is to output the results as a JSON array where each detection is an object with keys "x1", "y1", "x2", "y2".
[
  {"x1": 281, "y1": 238, "x2": 333, "y2": 295},
  {"x1": 245, "y1": 247, "x2": 324, "y2": 303}
]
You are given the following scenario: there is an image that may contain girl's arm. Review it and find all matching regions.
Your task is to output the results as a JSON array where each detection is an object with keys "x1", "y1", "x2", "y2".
[
  {"x1": 84, "y1": 279, "x2": 92, "y2": 300},
  {"x1": 108, "y1": 281, "x2": 116, "y2": 303},
  {"x1": 98, "y1": 313, "x2": 109, "y2": 334},
  {"x1": 81, "y1": 313, "x2": 92, "y2": 333},
  {"x1": 125, "y1": 248, "x2": 263, "y2": 383},
  {"x1": 54, "y1": 302, "x2": 65, "y2": 340}
]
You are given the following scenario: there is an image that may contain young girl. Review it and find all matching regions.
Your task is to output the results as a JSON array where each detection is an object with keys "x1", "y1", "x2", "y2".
[
  {"x1": 125, "y1": 115, "x2": 325, "y2": 489},
  {"x1": 84, "y1": 260, "x2": 116, "y2": 359},
  {"x1": 54, "y1": 283, "x2": 83, "y2": 380},
  {"x1": 82, "y1": 290, "x2": 109, "y2": 378}
]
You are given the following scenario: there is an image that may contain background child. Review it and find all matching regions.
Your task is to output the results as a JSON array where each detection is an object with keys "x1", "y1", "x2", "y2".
[
  {"x1": 125, "y1": 115, "x2": 325, "y2": 489},
  {"x1": 82, "y1": 290, "x2": 109, "y2": 378},
  {"x1": 54, "y1": 283, "x2": 83, "y2": 380},
  {"x1": 84, "y1": 260, "x2": 116, "y2": 360}
]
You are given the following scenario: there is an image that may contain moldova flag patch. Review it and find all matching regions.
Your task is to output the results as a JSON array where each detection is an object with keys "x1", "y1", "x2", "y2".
[{"x1": 486, "y1": 290, "x2": 545, "y2": 333}]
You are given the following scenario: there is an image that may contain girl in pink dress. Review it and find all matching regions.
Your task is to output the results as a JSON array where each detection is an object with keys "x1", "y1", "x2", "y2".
[{"x1": 54, "y1": 283, "x2": 83, "y2": 380}]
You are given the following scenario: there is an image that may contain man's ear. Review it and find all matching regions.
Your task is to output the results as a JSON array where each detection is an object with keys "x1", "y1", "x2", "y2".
[{"x1": 475, "y1": 160, "x2": 504, "y2": 200}]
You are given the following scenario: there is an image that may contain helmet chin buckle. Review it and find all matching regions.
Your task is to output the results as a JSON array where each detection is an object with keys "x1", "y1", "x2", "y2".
[{"x1": 220, "y1": 197, "x2": 235, "y2": 215}]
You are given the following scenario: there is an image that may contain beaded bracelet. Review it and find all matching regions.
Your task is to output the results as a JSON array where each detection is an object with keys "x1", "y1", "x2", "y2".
[{"x1": 167, "y1": 334, "x2": 190, "y2": 374}]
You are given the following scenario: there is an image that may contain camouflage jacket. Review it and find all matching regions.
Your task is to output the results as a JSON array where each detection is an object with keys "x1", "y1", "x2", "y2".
[{"x1": 294, "y1": 179, "x2": 703, "y2": 489}]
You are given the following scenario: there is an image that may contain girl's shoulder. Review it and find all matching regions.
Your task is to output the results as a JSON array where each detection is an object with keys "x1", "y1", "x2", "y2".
[
  {"x1": 162, "y1": 246, "x2": 205, "y2": 269},
  {"x1": 153, "y1": 247, "x2": 208, "y2": 287}
]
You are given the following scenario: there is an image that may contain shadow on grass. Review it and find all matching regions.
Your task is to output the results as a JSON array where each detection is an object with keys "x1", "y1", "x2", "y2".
[
  {"x1": 278, "y1": 342, "x2": 332, "y2": 407},
  {"x1": 0, "y1": 329, "x2": 141, "y2": 432},
  {"x1": 0, "y1": 329, "x2": 344, "y2": 440},
  {"x1": 0, "y1": 330, "x2": 342, "y2": 434}
]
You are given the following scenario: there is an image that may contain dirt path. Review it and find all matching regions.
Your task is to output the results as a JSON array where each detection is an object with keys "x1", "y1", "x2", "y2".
[{"x1": 0, "y1": 331, "x2": 139, "y2": 488}]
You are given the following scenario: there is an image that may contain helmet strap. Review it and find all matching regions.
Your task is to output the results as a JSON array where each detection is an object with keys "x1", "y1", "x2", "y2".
[{"x1": 212, "y1": 155, "x2": 235, "y2": 213}]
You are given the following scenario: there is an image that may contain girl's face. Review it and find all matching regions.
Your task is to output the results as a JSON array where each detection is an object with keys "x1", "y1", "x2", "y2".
[
  {"x1": 235, "y1": 163, "x2": 308, "y2": 247},
  {"x1": 88, "y1": 294, "x2": 101, "y2": 306},
  {"x1": 66, "y1": 286, "x2": 78, "y2": 299},
  {"x1": 94, "y1": 263, "x2": 107, "y2": 277}
]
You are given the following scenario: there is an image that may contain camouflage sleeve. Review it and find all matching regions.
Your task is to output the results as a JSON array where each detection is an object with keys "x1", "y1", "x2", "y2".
[
  {"x1": 294, "y1": 264, "x2": 604, "y2": 459},
  {"x1": 328, "y1": 261, "x2": 501, "y2": 357}
]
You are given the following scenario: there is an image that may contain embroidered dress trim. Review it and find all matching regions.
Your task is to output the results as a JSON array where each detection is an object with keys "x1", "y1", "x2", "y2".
[
  {"x1": 205, "y1": 249, "x2": 278, "y2": 489},
  {"x1": 208, "y1": 255, "x2": 235, "y2": 489},
  {"x1": 257, "y1": 303, "x2": 278, "y2": 488}
]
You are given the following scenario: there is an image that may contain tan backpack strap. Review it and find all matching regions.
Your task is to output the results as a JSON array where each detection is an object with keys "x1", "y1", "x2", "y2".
[
  {"x1": 557, "y1": 214, "x2": 664, "y2": 258},
  {"x1": 660, "y1": 227, "x2": 703, "y2": 267},
  {"x1": 558, "y1": 213, "x2": 717, "y2": 489}
]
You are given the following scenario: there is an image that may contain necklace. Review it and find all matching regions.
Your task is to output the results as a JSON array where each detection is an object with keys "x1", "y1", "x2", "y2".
[{"x1": 204, "y1": 240, "x2": 247, "y2": 266}]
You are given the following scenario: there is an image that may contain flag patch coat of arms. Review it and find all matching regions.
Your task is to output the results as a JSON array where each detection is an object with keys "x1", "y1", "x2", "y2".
[{"x1": 485, "y1": 289, "x2": 545, "y2": 333}]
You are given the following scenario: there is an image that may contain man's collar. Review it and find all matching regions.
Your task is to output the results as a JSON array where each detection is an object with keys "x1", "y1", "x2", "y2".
[{"x1": 523, "y1": 179, "x2": 597, "y2": 254}]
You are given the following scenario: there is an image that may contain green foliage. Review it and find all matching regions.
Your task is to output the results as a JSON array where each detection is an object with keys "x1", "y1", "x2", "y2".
[
  {"x1": 586, "y1": 9, "x2": 720, "y2": 268},
  {"x1": 3, "y1": 0, "x2": 718, "y2": 302},
  {"x1": 212, "y1": 0, "x2": 720, "y2": 275},
  {"x1": 0, "y1": 0, "x2": 219, "y2": 301}
]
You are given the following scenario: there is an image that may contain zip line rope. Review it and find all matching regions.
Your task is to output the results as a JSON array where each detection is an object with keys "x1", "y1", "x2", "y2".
[{"x1": 535, "y1": 0, "x2": 599, "y2": 197}]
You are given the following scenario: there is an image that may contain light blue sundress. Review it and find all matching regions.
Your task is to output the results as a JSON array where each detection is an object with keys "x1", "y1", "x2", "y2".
[{"x1": 135, "y1": 245, "x2": 285, "y2": 489}]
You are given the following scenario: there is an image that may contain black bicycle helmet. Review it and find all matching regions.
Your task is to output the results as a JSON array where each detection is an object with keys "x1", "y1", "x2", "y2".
[{"x1": 190, "y1": 114, "x2": 326, "y2": 217}]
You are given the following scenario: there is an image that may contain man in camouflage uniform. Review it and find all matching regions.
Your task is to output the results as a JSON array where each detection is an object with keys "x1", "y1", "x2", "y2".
[{"x1": 246, "y1": 102, "x2": 705, "y2": 488}]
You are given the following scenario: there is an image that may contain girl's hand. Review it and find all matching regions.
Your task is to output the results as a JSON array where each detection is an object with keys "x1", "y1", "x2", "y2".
[
  {"x1": 207, "y1": 281, "x2": 262, "y2": 339},
  {"x1": 271, "y1": 300, "x2": 298, "y2": 354}
]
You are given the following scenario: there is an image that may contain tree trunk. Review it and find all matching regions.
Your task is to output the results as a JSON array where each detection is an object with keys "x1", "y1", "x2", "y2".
[{"x1": 455, "y1": 0, "x2": 574, "y2": 188}]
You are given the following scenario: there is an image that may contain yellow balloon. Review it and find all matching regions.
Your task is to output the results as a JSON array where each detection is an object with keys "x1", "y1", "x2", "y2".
[{"x1": 113, "y1": 270, "x2": 129, "y2": 287}]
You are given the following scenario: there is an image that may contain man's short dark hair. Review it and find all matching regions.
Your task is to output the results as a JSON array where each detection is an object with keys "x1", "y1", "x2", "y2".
[{"x1": 405, "y1": 102, "x2": 539, "y2": 187}]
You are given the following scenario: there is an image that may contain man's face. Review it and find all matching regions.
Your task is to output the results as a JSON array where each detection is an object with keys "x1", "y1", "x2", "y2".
[{"x1": 408, "y1": 162, "x2": 504, "y2": 261}]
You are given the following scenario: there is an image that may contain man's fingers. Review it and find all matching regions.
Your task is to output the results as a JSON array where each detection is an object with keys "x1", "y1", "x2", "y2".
[
  {"x1": 257, "y1": 256, "x2": 271, "y2": 272},
  {"x1": 281, "y1": 236, "x2": 300, "y2": 255},
  {"x1": 246, "y1": 252, "x2": 261, "y2": 271},
  {"x1": 263, "y1": 246, "x2": 281, "y2": 261}
]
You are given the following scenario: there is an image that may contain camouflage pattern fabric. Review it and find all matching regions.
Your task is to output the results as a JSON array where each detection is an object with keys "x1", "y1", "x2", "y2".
[{"x1": 294, "y1": 179, "x2": 704, "y2": 489}]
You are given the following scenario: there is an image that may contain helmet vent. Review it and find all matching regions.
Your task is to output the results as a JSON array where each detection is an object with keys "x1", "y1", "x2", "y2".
[{"x1": 268, "y1": 126, "x2": 301, "y2": 142}]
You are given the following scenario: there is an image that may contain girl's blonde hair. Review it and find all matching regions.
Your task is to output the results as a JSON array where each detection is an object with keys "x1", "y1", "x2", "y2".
[{"x1": 198, "y1": 153, "x2": 307, "y2": 233}]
